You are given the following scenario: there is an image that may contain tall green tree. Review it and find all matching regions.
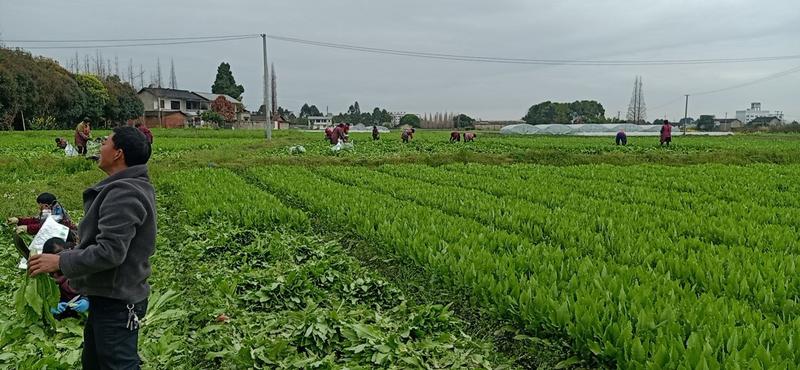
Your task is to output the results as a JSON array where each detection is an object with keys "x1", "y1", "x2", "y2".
[
  {"x1": 522, "y1": 100, "x2": 606, "y2": 124},
  {"x1": 453, "y1": 114, "x2": 475, "y2": 128},
  {"x1": 211, "y1": 62, "x2": 244, "y2": 100},
  {"x1": 696, "y1": 115, "x2": 716, "y2": 131},
  {"x1": 102, "y1": 75, "x2": 144, "y2": 127},
  {"x1": 299, "y1": 103, "x2": 322, "y2": 117},
  {"x1": 399, "y1": 114, "x2": 421, "y2": 128},
  {"x1": 75, "y1": 74, "x2": 110, "y2": 125}
]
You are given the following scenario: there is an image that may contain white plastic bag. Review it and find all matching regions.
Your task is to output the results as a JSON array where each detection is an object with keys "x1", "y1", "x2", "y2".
[{"x1": 28, "y1": 216, "x2": 69, "y2": 256}]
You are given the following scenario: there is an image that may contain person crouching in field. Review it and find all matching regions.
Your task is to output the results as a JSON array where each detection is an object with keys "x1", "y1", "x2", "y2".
[
  {"x1": 55, "y1": 137, "x2": 79, "y2": 157},
  {"x1": 450, "y1": 131, "x2": 460, "y2": 142},
  {"x1": 464, "y1": 132, "x2": 476, "y2": 142},
  {"x1": 7, "y1": 192, "x2": 78, "y2": 238},
  {"x1": 43, "y1": 238, "x2": 90, "y2": 320},
  {"x1": 660, "y1": 120, "x2": 672, "y2": 146},
  {"x1": 372, "y1": 125, "x2": 380, "y2": 141},
  {"x1": 615, "y1": 130, "x2": 627, "y2": 146}
]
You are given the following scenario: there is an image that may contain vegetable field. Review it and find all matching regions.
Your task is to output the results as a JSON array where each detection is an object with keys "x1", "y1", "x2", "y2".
[{"x1": 1, "y1": 129, "x2": 799, "y2": 369}]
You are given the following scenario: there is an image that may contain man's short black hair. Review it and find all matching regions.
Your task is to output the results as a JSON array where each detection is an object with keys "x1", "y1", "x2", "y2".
[
  {"x1": 54, "y1": 137, "x2": 61, "y2": 144},
  {"x1": 112, "y1": 126, "x2": 151, "y2": 166},
  {"x1": 83, "y1": 117, "x2": 91, "y2": 123},
  {"x1": 134, "y1": 123, "x2": 141, "y2": 128}
]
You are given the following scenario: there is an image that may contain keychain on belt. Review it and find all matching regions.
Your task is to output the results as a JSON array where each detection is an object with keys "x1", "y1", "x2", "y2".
[{"x1": 126, "y1": 304, "x2": 140, "y2": 331}]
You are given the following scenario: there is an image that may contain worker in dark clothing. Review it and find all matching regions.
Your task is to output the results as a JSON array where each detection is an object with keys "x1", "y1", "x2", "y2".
[
  {"x1": 450, "y1": 131, "x2": 460, "y2": 142},
  {"x1": 372, "y1": 126, "x2": 380, "y2": 140},
  {"x1": 615, "y1": 130, "x2": 627, "y2": 146}
]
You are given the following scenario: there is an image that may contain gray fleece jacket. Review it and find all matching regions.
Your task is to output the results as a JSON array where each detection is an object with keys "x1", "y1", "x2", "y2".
[{"x1": 59, "y1": 164, "x2": 157, "y2": 303}]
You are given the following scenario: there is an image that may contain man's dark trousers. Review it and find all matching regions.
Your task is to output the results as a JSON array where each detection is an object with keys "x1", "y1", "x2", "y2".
[{"x1": 82, "y1": 296, "x2": 148, "y2": 370}]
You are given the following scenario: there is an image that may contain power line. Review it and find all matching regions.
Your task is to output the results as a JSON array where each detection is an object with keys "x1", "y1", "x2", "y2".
[
  {"x1": 690, "y1": 64, "x2": 800, "y2": 96},
  {"x1": 2, "y1": 34, "x2": 260, "y2": 43},
  {"x1": 4, "y1": 36, "x2": 259, "y2": 49},
  {"x1": 268, "y1": 35, "x2": 800, "y2": 66},
  {"x1": 649, "y1": 63, "x2": 800, "y2": 110}
]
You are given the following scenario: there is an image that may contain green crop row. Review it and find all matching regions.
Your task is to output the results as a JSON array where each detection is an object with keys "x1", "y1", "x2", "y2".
[{"x1": 250, "y1": 165, "x2": 800, "y2": 369}]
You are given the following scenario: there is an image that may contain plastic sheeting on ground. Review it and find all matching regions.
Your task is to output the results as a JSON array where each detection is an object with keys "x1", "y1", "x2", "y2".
[
  {"x1": 499, "y1": 123, "x2": 732, "y2": 136},
  {"x1": 347, "y1": 124, "x2": 390, "y2": 133}
]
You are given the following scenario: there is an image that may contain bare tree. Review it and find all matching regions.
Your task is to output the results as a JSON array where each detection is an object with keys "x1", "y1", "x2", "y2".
[
  {"x1": 139, "y1": 64, "x2": 145, "y2": 90},
  {"x1": 169, "y1": 58, "x2": 178, "y2": 89},
  {"x1": 626, "y1": 76, "x2": 647, "y2": 124},
  {"x1": 156, "y1": 58, "x2": 163, "y2": 88}
]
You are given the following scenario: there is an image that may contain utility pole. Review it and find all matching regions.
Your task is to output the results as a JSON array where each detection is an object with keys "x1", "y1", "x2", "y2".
[
  {"x1": 683, "y1": 94, "x2": 689, "y2": 134},
  {"x1": 262, "y1": 34, "x2": 272, "y2": 140}
]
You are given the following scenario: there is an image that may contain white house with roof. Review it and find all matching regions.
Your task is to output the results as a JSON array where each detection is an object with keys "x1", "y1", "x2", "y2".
[
  {"x1": 308, "y1": 116, "x2": 333, "y2": 130},
  {"x1": 192, "y1": 92, "x2": 250, "y2": 122},
  {"x1": 736, "y1": 102, "x2": 784, "y2": 124}
]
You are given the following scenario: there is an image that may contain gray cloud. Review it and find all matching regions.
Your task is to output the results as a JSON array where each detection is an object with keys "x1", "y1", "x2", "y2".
[{"x1": 2, "y1": 0, "x2": 798, "y2": 121}]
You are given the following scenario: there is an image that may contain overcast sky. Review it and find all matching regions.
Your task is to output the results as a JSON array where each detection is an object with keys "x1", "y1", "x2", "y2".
[{"x1": 2, "y1": 0, "x2": 798, "y2": 121}]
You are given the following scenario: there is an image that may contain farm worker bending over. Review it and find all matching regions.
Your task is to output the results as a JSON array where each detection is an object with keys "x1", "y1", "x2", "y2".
[
  {"x1": 42, "y1": 238, "x2": 90, "y2": 320},
  {"x1": 134, "y1": 123, "x2": 154, "y2": 144},
  {"x1": 329, "y1": 123, "x2": 349, "y2": 145},
  {"x1": 450, "y1": 131, "x2": 461, "y2": 142},
  {"x1": 464, "y1": 132, "x2": 476, "y2": 142},
  {"x1": 660, "y1": 120, "x2": 672, "y2": 146},
  {"x1": 372, "y1": 125, "x2": 380, "y2": 140},
  {"x1": 401, "y1": 128, "x2": 415, "y2": 143},
  {"x1": 55, "y1": 137, "x2": 79, "y2": 157},
  {"x1": 324, "y1": 127, "x2": 333, "y2": 141},
  {"x1": 615, "y1": 130, "x2": 627, "y2": 146},
  {"x1": 28, "y1": 126, "x2": 157, "y2": 369}
]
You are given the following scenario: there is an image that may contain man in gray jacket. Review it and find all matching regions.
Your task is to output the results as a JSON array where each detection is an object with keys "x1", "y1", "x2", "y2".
[{"x1": 29, "y1": 126, "x2": 156, "y2": 369}]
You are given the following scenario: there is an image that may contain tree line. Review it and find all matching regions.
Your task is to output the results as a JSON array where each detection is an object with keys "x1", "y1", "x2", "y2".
[{"x1": 0, "y1": 48, "x2": 144, "y2": 130}]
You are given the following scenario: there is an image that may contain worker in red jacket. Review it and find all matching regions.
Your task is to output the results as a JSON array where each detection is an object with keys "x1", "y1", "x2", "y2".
[
  {"x1": 7, "y1": 192, "x2": 77, "y2": 237},
  {"x1": 660, "y1": 120, "x2": 672, "y2": 146},
  {"x1": 464, "y1": 132, "x2": 476, "y2": 142},
  {"x1": 134, "y1": 123, "x2": 153, "y2": 144}
]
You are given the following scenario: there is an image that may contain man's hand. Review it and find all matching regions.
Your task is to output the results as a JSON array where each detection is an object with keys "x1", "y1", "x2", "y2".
[
  {"x1": 6, "y1": 217, "x2": 18, "y2": 225},
  {"x1": 28, "y1": 253, "x2": 60, "y2": 277},
  {"x1": 14, "y1": 225, "x2": 27, "y2": 234}
]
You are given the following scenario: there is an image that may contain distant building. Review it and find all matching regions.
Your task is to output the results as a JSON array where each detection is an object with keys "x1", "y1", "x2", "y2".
[
  {"x1": 748, "y1": 116, "x2": 783, "y2": 127},
  {"x1": 308, "y1": 116, "x2": 333, "y2": 130},
  {"x1": 136, "y1": 87, "x2": 256, "y2": 128},
  {"x1": 390, "y1": 112, "x2": 406, "y2": 127},
  {"x1": 137, "y1": 87, "x2": 208, "y2": 128},
  {"x1": 714, "y1": 118, "x2": 744, "y2": 131},
  {"x1": 192, "y1": 92, "x2": 250, "y2": 123},
  {"x1": 736, "y1": 102, "x2": 783, "y2": 124}
]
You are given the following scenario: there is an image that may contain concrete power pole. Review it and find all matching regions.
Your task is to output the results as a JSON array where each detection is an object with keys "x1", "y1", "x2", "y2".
[
  {"x1": 262, "y1": 34, "x2": 272, "y2": 140},
  {"x1": 683, "y1": 94, "x2": 689, "y2": 134}
]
